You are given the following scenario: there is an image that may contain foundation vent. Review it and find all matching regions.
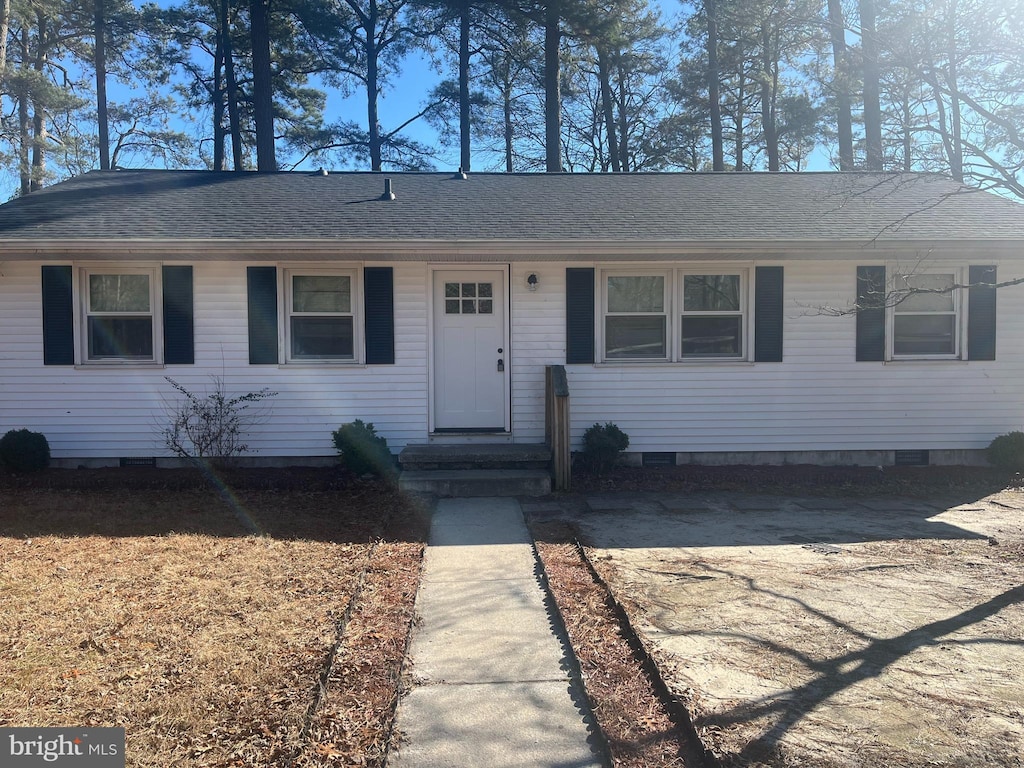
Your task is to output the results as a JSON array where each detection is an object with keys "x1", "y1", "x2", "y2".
[
  {"x1": 894, "y1": 450, "x2": 929, "y2": 467},
  {"x1": 642, "y1": 452, "x2": 677, "y2": 467},
  {"x1": 120, "y1": 457, "x2": 157, "y2": 467}
]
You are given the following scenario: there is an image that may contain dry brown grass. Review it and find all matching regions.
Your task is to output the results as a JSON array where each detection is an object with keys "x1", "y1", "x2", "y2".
[{"x1": 0, "y1": 470, "x2": 427, "y2": 767}]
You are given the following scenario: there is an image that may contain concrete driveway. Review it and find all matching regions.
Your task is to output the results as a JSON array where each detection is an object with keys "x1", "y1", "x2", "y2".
[{"x1": 530, "y1": 489, "x2": 1024, "y2": 767}]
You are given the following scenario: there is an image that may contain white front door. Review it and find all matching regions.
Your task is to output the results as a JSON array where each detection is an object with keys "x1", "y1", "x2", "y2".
[{"x1": 432, "y1": 269, "x2": 508, "y2": 431}]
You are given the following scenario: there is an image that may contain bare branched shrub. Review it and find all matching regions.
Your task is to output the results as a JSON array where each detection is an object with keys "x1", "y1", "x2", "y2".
[{"x1": 161, "y1": 376, "x2": 277, "y2": 461}]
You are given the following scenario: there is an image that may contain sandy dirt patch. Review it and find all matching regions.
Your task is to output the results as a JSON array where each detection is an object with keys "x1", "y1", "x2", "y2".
[{"x1": 576, "y1": 491, "x2": 1024, "y2": 767}]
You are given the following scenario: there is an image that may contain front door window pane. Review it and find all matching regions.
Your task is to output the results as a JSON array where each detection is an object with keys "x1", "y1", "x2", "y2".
[{"x1": 445, "y1": 282, "x2": 493, "y2": 314}]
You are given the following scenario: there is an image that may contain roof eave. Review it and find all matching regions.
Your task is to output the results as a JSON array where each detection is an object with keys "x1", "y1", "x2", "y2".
[{"x1": 0, "y1": 237, "x2": 1021, "y2": 260}]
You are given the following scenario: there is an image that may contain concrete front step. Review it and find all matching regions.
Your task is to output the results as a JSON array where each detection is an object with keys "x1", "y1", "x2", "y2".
[
  {"x1": 399, "y1": 469, "x2": 551, "y2": 497},
  {"x1": 398, "y1": 443, "x2": 552, "y2": 471}
]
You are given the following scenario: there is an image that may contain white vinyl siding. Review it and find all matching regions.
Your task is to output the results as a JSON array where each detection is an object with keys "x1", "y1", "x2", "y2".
[
  {"x1": 0, "y1": 262, "x2": 428, "y2": 458},
  {"x1": 560, "y1": 259, "x2": 1024, "y2": 454},
  {"x1": 2, "y1": 256, "x2": 1023, "y2": 460}
]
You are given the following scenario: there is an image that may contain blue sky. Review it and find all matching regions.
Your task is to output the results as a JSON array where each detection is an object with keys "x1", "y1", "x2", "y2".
[{"x1": 144, "y1": 0, "x2": 691, "y2": 172}]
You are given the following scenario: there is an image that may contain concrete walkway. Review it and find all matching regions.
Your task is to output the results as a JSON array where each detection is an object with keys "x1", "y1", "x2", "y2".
[{"x1": 387, "y1": 497, "x2": 606, "y2": 768}]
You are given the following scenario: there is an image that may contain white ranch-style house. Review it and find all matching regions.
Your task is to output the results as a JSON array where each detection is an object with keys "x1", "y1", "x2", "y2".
[{"x1": 0, "y1": 169, "x2": 1022, "y2": 467}]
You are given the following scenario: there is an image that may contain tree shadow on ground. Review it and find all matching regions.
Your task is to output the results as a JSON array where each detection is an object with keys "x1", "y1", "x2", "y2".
[
  {"x1": 0, "y1": 466, "x2": 430, "y2": 544},
  {"x1": 702, "y1": 573, "x2": 1024, "y2": 765}
]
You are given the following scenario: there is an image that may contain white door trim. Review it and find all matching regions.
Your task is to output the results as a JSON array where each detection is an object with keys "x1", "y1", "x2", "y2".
[{"x1": 427, "y1": 264, "x2": 511, "y2": 434}]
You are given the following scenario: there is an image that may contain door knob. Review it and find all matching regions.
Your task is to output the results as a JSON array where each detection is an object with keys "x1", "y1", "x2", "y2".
[{"x1": 497, "y1": 359, "x2": 504, "y2": 372}]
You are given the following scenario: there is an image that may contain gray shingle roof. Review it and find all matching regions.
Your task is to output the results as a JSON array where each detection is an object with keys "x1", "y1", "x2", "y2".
[{"x1": 0, "y1": 169, "x2": 1021, "y2": 243}]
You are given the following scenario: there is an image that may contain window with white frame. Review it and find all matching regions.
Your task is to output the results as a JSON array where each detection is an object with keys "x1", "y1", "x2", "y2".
[
  {"x1": 601, "y1": 269, "x2": 749, "y2": 362},
  {"x1": 83, "y1": 268, "x2": 158, "y2": 361},
  {"x1": 681, "y1": 273, "x2": 744, "y2": 358},
  {"x1": 604, "y1": 273, "x2": 669, "y2": 360},
  {"x1": 891, "y1": 272, "x2": 959, "y2": 357},
  {"x1": 286, "y1": 271, "x2": 357, "y2": 361}
]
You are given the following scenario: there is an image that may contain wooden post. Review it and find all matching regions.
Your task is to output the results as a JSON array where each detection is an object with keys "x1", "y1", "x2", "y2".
[{"x1": 545, "y1": 365, "x2": 571, "y2": 491}]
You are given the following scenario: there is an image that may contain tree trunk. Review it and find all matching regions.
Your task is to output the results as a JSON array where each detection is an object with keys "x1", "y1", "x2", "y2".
[
  {"x1": 901, "y1": 90, "x2": 912, "y2": 171},
  {"x1": 249, "y1": 0, "x2": 276, "y2": 171},
  {"x1": 458, "y1": 0, "x2": 471, "y2": 172},
  {"x1": 95, "y1": 0, "x2": 110, "y2": 170},
  {"x1": 212, "y1": 1, "x2": 226, "y2": 171},
  {"x1": 946, "y1": 0, "x2": 963, "y2": 182},
  {"x1": 0, "y1": 0, "x2": 10, "y2": 88},
  {"x1": 706, "y1": 0, "x2": 724, "y2": 171},
  {"x1": 615, "y1": 52, "x2": 629, "y2": 172},
  {"x1": 596, "y1": 46, "x2": 620, "y2": 172},
  {"x1": 502, "y1": 68, "x2": 514, "y2": 173},
  {"x1": 18, "y1": 26, "x2": 30, "y2": 196},
  {"x1": 544, "y1": 0, "x2": 561, "y2": 172},
  {"x1": 760, "y1": 22, "x2": 779, "y2": 171},
  {"x1": 734, "y1": 68, "x2": 746, "y2": 171},
  {"x1": 826, "y1": 0, "x2": 853, "y2": 170},
  {"x1": 928, "y1": 68, "x2": 956, "y2": 180},
  {"x1": 31, "y1": 11, "x2": 48, "y2": 192},
  {"x1": 220, "y1": 0, "x2": 244, "y2": 170},
  {"x1": 366, "y1": 6, "x2": 382, "y2": 171},
  {"x1": 859, "y1": 0, "x2": 882, "y2": 170}
]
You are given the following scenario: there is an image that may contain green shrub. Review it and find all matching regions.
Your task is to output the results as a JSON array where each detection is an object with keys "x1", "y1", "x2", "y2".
[
  {"x1": 332, "y1": 420, "x2": 395, "y2": 479},
  {"x1": 0, "y1": 429, "x2": 51, "y2": 473},
  {"x1": 581, "y1": 422, "x2": 630, "y2": 473},
  {"x1": 986, "y1": 431, "x2": 1024, "y2": 471}
]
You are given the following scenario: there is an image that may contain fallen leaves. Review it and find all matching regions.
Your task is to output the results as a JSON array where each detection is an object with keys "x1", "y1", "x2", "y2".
[{"x1": 1, "y1": 473, "x2": 427, "y2": 768}]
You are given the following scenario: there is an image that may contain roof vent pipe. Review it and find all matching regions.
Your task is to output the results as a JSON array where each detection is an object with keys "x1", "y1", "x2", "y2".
[
  {"x1": 317, "y1": 167, "x2": 328, "y2": 176},
  {"x1": 454, "y1": 167, "x2": 468, "y2": 180},
  {"x1": 381, "y1": 178, "x2": 395, "y2": 200}
]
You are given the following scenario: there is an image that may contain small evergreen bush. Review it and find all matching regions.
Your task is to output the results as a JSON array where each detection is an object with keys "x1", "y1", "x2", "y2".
[
  {"x1": 581, "y1": 422, "x2": 630, "y2": 473},
  {"x1": 986, "y1": 431, "x2": 1024, "y2": 471},
  {"x1": 333, "y1": 420, "x2": 395, "y2": 479},
  {"x1": 0, "y1": 429, "x2": 51, "y2": 473}
]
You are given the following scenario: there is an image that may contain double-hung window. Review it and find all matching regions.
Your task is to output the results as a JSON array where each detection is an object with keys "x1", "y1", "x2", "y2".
[
  {"x1": 600, "y1": 269, "x2": 749, "y2": 362},
  {"x1": 604, "y1": 273, "x2": 669, "y2": 360},
  {"x1": 286, "y1": 271, "x2": 358, "y2": 362},
  {"x1": 891, "y1": 272, "x2": 959, "y2": 358},
  {"x1": 83, "y1": 268, "x2": 158, "y2": 362},
  {"x1": 681, "y1": 273, "x2": 744, "y2": 358}
]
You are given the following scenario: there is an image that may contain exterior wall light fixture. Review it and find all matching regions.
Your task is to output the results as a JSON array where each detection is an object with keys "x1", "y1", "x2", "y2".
[{"x1": 527, "y1": 273, "x2": 539, "y2": 291}]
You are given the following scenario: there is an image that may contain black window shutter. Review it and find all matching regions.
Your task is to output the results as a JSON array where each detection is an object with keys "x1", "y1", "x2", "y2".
[
  {"x1": 41, "y1": 265, "x2": 74, "y2": 365},
  {"x1": 162, "y1": 266, "x2": 194, "y2": 365},
  {"x1": 856, "y1": 266, "x2": 886, "y2": 361},
  {"x1": 364, "y1": 267, "x2": 395, "y2": 364},
  {"x1": 566, "y1": 268, "x2": 595, "y2": 364},
  {"x1": 968, "y1": 265, "x2": 996, "y2": 361},
  {"x1": 753, "y1": 266, "x2": 784, "y2": 362},
  {"x1": 247, "y1": 266, "x2": 279, "y2": 364}
]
